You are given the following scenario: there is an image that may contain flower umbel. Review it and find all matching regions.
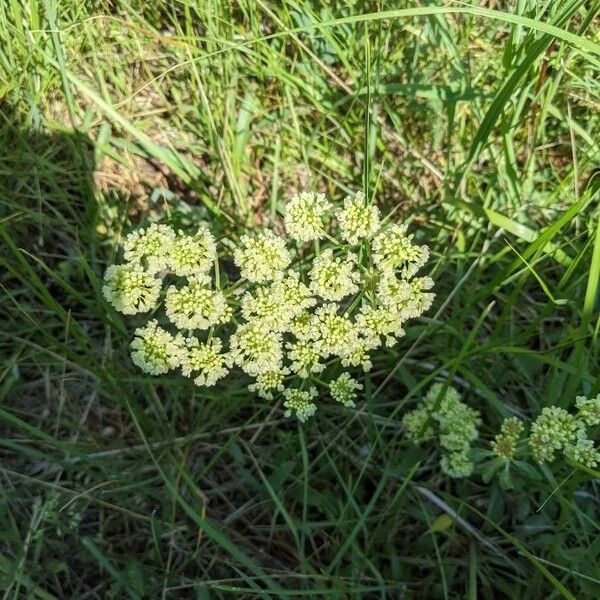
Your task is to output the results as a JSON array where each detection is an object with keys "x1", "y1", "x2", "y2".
[
  {"x1": 403, "y1": 383, "x2": 480, "y2": 478},
  {"x1": 165, "y1": 275, "x2": 230, "y2": 331},
  {"x1": 249, "y1": 369, "x2": 289, "y2": 400},
  {"x1": 403, "y1": 407, "x2": 434, "y2": 442},
  {"x1": 130, "y1": 320, "x2": 184, "y2": 375},
  {"x1": 528, "y1": 396, "x2": 600, "y2": 467},
  {"x1": 229, "y1": 321, "x2": 283, "y2": 376},
  {"x1": 378, "y1": 275, "x2": 435, "y2": 321},
  {"x1": 181, "y1": 337, "x2": 229, "y2": 387},
  {"x1": 103, "y1": 189, "x2": 435, "y2": 424},
  {"x1": 283, "y1": 387, "x2": 318, "y2": 422},
  {"x1": 234, "y1": 230, "x2": 291, "y2": 283},
  {"x1": 564, "y1": 437, "x2": 600, "y2": 468},
  {"x1": 241, "y1": 275, "x2": 315, "y2": 332},
  {"x1": 284, "y1": 191, "x2": 331, "y2": 242},
  {"x1": 336, "y1": 191, "x2": 380, "y2": 245},
  {"x1": 528, "y1": 406, "x2": 582, "y2": 464},
  {"x1": 441, "y1": 449, "x2": 474, "y2": 478},
  {"x1": 310, "y1": 303, "x2": 360, "y2": 359},
  {"x1": 329, "y1": 373, "x2": 362, "y2": 408},
  {"x1": 575, "y1": 394, "x2": 600, "y2": 426},
  {"x1": 123, "y1": 223, "x2": 175, "y2": 273},
  {"x1": 491, "y1": 417, "x2": 524, "y2": 460},
  {"x1": 356, "y1": 303, "x2": 404, "y2": 346},
  {"x1": 287, "y1": 338, "x2": 325, "y2": 378},
  {"x1": 103, "y1": 264, "x2": 161, "y2": 315},
  {"x1": 372, "y1": 224, "x2": 429, "y2": 277},
  {"x1": 309, "y1": 249, "x2": 359, "y2": 301},
  {"x1": 167, "y1": 226, "x2": 216, "y2": 277}
]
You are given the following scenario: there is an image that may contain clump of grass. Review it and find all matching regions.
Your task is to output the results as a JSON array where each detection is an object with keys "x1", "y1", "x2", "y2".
[{"x1": 1, "y1": 1, "x2": 599, "y2": 598}]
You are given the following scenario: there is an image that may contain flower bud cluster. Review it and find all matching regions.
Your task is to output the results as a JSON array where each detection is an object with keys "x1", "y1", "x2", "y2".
[
  {"x1": 103, "y1": 191, "x2": 434, "y2": 421},
  {"x1": 491, "y1": 417, "x2": 524, "y2": 460},
  {"x1": 403, "y1": 383, "x2": 481, "y2": 478},
  {"x1": 528, "y1": 394, "x2": 600, "y2": 468}
]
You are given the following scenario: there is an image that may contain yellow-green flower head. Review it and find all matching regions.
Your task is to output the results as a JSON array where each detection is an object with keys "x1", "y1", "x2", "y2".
[
  {"x1": 180, "y1": 336, "x2": 229, "y2": 387},
  {"x1": 123, "y1": 223, "x2": 176, "y2": 273},
  {"x1": 356, "y1": 303, "x2": 405, "y2": 346},
  {"x1": 336, "y1": 191, "x2": 380, "y2": 245},
  {"x1": 491, "y1": 435, "x2": 518, "y2": 461},
  {"x1": 329, "y1": 373, "x2": 362, "y2": 408},
  {"x1": 423, "y1": 382, "x2": 461, "y2": 411},
  {"x1": 229, "y1": 321, "x2": 283, "y2": 376},
  {"x1": 286, "y1": 338, "x2": 325, "y2": 378},
  {"x1": 404, "y1": 383, "x2": 480, "y2": 478},
  {"x1": 165, "y1": 275, "x2": 230, "y2": 330},
  {"x1": 491, "y1": 417, "x2": 524, "y2": 460},
  {"x1": 309, "y1": 303, "x2": 360, "y2": 358},
  {"x1": 240, "y1": 273, "x2": 315, "y2": 332},
  {"x1": 283, "y1": 387, "x2": 318, "y2": 422},
  {"x1": 404, "y1": 277, "x2": 435, "y2": 318},
  {"x1": 441, "y1": 449, "x2": 474, "y2": 478},
  {"x1": 234, "y1": 230, "x2": 291, "y2": 283},
  {"x1": 167, "y1": 226, "x2": 216, "y2": 277},
  {"x1": 564, "y1": 436, "x2": 600, "y2": 468},
  {"x1": 377, "y1": 274, "x2": 435, "y2": 320},
  {"x1": 284, "y1": 191, "x2": 331, "y2": 242},
  {"x1": 248, "y1": 368, "x2": 289, "y2": 400},
  {"x1": 130, "y1": 320, "x2": 184, "y2": 375},
  {"x1": 528, "y1": 406, "x2": 583, "y2": 463},
  {"x1": 340, "y1": 336, "x2": 377, "y2": 372},
  {"x1": 372, "y1": 224, "x2": 429, "y2": 277},
  {"x1": 439, "y1": 417, "x2": 480, "y2": 452},
  {"x1": 104, "y1": 192, "x2": 438, "y2": 423},
  {"x1": 402, "y1": 406, "x2": 434, "y2": 442},
  {"x1": 103, "y1": 264, "x2": 161, "y2": 315},
  {"x1": 575, "y1": 394, "x2": 600, "y2": 427},
  {"x1": 309, "y1": 249, "x2": 360, "y2": 301},
  {"x1": 279, "y1": 272, "x2": 317, "y2": 313},
  {"x1": 429, "y1": 387, "x2": 481, "y2": 452},
  {"x1": 288, "y1": 311, "x2": 313, "y2": 338},
  {"x1": 500, "y1": 416, "x2": 525, "y2": 438}
]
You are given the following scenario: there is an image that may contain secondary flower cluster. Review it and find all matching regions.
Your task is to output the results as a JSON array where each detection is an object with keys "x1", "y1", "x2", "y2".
[
  {"x1": 527, "y1": 394, "x2": 600, "y2": 468},
  {"x1": 491, "y1": 417, "x2": 524, "y2": 460},
  {"x1": 103, "y1": 191, "x2": 435, "y2": 421},
  {"x1": 403, "y1": 383, "x2": 481, "y2": 478}
]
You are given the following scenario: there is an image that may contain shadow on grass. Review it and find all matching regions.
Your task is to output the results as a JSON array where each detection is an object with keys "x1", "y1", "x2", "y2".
[
  {"x1": 0, "y1": 116, "x2": 254, "y2": 598},
  {"x1": 0, "y1": 118, "x2": 96, "y2": 237}
]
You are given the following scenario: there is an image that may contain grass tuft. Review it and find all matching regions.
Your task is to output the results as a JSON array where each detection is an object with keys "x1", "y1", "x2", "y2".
[{"x1": 1, "y1": 1, "x2": 599, "y2": 597}]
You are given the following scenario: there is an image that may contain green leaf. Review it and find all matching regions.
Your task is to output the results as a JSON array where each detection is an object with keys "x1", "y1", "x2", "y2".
[{"x1": 429, "y1": 513, "x2": 454, "y2": 533}]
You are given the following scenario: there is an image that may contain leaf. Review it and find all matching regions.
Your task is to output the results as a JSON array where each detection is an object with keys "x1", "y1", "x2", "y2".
[
  {"x1": 498, "y1": 464, "x2": 514, "y2": 490},
  {"x1": 481, "y1": 458, "x2": 503, "y2": 484},
  {"x1": 429, "y1": 513, "x2": 454, "y2": 533}
]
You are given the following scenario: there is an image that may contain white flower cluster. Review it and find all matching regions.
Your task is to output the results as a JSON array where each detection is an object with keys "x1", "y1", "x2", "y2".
[
  {"x1": 336, "y1": 192, "x2": 380, "y2": 245},
  {"x1": 233, "y1": 230, "x2": 291, "y2": 283},
  {"x1": 284, "y1": 191, "x2": 330, "y2": 242},
  {"x1": 103, "y1": 190, "x2": 435, "y2": 421},
  {"x1": 329, "y1": 373, "x2": 363, "y2": 408}
]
